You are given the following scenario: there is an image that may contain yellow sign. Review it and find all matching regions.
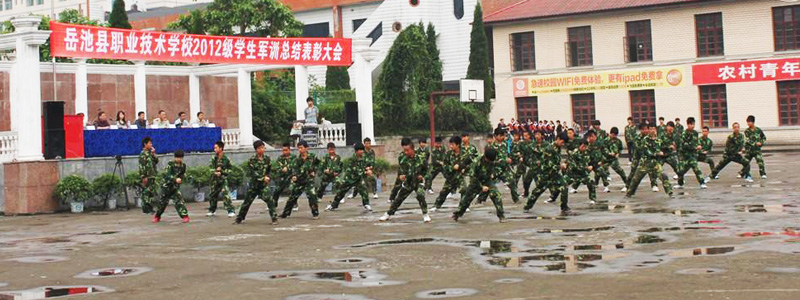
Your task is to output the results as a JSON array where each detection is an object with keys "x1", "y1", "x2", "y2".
[{"x1": 513, "y1": 67, "x2": 685, "y2": 96}]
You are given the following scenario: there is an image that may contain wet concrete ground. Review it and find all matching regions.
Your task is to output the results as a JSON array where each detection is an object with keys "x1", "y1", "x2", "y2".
[{"x1": 1, "y1": 152, "x2": 799, "y2": 300}]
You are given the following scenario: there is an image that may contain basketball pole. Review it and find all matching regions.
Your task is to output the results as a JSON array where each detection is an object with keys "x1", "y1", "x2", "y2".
[{"x1": 428, "y1": 90, "x2": 459, "y2": 150}]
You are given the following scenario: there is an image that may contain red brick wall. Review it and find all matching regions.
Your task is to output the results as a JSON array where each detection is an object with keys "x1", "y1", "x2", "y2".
[
  {"x1": 41, "y1": 72, "x2": 77, "y2": 116},
  {"x1": 87, "y1": 74, "x2": 135, "y2": 122},
  {"x1": 200, "y1": 76, "x2": 239, "y2": 129},
  {"x1": 3, "y1": 161, "x2": 60, "y2": 214},
  {"x1": 146, "y1": 75, "x2": 190, "y2": 123},
  {"x1": 0, "y1": 72, "x2": 9, "y2": 131}
]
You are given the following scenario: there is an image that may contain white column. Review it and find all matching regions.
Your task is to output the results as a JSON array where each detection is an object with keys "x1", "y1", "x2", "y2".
[
  {"x1": 10, "y1": 17, "x2": 49, "y2": 161},
  {"x1": 75, "y1": 59, "x2": 88, "y2": 124},
  {"x1": 189, "y1": 72, "x2": 200, "y2": 119},
  {"x1": 134, "y1": 60, "x2": 147, "y2": 117},
  {"x1": 294, "y1": 65, "x2": 309, "y2": 121},
  {"x1": 237, "y1": 68, "x2": 253, "y2": 147},
  {"x1": 353, "y1": 39, "x2": 378, "y2": 141},
  {"x1": 8, "y1": 59, "x2": 16, "y2": 132}
]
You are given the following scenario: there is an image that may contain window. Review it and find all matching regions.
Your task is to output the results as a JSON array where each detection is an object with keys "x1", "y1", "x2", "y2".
[
  {"x1": 302, "y1": 22, "x2": 329, "y2": 37},
  {"x1": 567, "y1": 26, "x2": 592, "y2": 67},
  {"x1": 778, "y1": 80, "x2": 800, "y2": 126},
  {"x1": 625, "y1": 20, "x2": 652, "y2": 63},
  {"x1": 454, "y1": 0, "x2": 464, "y2": 19},
  {"x1": 36, "y1": 0, "x2": 43, "y2": 4},
  {"x1": 510, "y1": 31, "x2": 535, "y2": 71},
  {"x1": 774, "y1": 5, "x2": 800, "y2": 51},
  {"x1": 367, "y1": 22, "x2": 382, "y2": 46},
  {"x1": 516, "y1": 97, "x2": 539, "y2": 121},
  {"x1": 571, "y1": 93, "x2": 596, "y2": 128},
  {"x1": 629, "y1": 90, "x2": 656, "y2": 125},
  {"x1": 352, "y1": 19, "x2": 366, "y2": 33},
  {"x1": 26, "y1": 0, "x2": 33, "y2": 6},
  {"x1": 695, "y1": 13, "x2": 724, "y2": 57},
  {"x1": 4, "y1": 0, "x2": 10, "y2": 10},
  {"x1": 699, "y1": 85, "x2": 728, "y2": 128}
]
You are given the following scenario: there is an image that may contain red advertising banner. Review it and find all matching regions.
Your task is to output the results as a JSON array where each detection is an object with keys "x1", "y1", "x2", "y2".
[
  {"x1": 693, "y1": 57, "x2": 800, "y2": 85},
  {"x1": 49, "y1": 21, "x2": 352, "y2": 66}
]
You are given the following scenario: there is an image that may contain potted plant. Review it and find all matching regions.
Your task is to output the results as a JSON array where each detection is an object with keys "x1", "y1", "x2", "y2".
[
  {"x1": 124, "y1": 171, "x2": 144, "y2": 208},
  {"x1": 91, "y1": 174, "x2": 122, "y2": 210},
  {"x1": 55, "y1": 175, "x2": 92, "y2": 213},
  {"x1": 227, "y1": 164, "x2": 244, "y2": 200},
  {"x1": 186, "y1": 166, "x2": 211, "y2": 202}
]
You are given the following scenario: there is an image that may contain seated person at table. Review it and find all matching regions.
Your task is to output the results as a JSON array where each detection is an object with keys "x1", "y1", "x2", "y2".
[
  {"x1": 174, "y1": 112, "x2": 190, "y2": 128},
  {"x1": 152, "y1": 110, "x2": 170, "y2": 128},
  {"x1": 193, "y1": 112, "x2": 210, "y2": 127},
  {"x1": 115, "y1": 111, "x2": 128, "y2": 128},
  {"x1": 135, "y1": 111, "x2": 147, "y2": 128},
  {"x1": 92, "y1": 111, "x2": 111, "y2": 129}
]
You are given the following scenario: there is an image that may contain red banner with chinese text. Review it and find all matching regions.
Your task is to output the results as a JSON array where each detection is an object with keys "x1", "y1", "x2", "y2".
[
  {"x1": 692, "y1": 58, "x2": 800, "y2": 85},
  {"x1": 49, "y1": 21, "x2": 352, "y2": 66}
]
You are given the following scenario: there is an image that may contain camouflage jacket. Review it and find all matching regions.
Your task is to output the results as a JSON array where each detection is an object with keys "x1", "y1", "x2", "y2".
[
  {"x1": 430, "y1": 146, "x2": 447, "y2": 169},
  {"x1": 624, "y1": 125, "x2": 637, "y2": 143},
  {"x1": 462, "y1": 144, "x2": 479, "y2": 162},
  {"x1": 744, "y1": 127, "x2": 766, "y2": 151},
  {"x1": 633, "y1": 132, "x2": 647, "y2": 159},
  {"x1": 526, "y1": 140, "x2": 547, "y2": 169},
  {"x1": 318, "y1": 154, "x2": 343, "y2": 178},
  {"x1": 416, "y1": 146, "x2": 430, "y2": 165},
  {"x1": 139, "y1": 149, "x2": 159, "y2": 179},
  {"x1": 343, "y1": 155, "x2": 370, "y2": 183},
  {"x1": 291, "y1": 153, "x2": 319, "y2": 184},
  {"x1": 273, "y1": 154, "x2": 296, "y2": 182},
  {"x1": 470, "y1": 155, "x2": 499, "y2": 187},
  {"x1": 587, "y1": 140, "x2": 606, "y2": 166},
  {"x1": 539, "y1": 143, "x2": 564, "y2": 179},
  {"x1": 699, "y1": 137, "x2": 713, "y2": 157},
  {"x1": 565, "y1": 138, "x2": 580, "y2": 153},
  {"x1": 639, "y1": 135, "x2": 662, "y2": 162},
  {"x1": 657, "y1": 125, "x2": 666, "y2": 137},
  {"x1": 161, "y1": 161, "x2": 185, "y2": 190},
  {"x1": 246, "y1": 155, "x2": 271, "y2": 185},
  {"x1": 674, "y1": 123, "x2": 685, "y2": 137},
  {"x1": 443, "y1": 149, "x2": 471, "y2": 180},
  {"x1": 605, "y1": 138, "x2": 624, "y2": 162},
  {"x1": 659, "y1": 132, "x2": 679, "y2": 157},
  {"x1": 723, "y1": 133, "x2": 745, "y2": 157},
  {"x1": 595, "y1": 128, "x2": 609, "y2": 143},
  {"x1": 511, "y1": 140, "x2": 528, "y2": 165},
  {"x1": 209, "y1": 154, "x2": 232, "y2": 182},
  {"x1": 399, "y1": 153, "x2": 427, "y2": 186},
  {"x1": 679, "y1": 129, "x2": 700, "y2": 158},
  {"x1": 365, "y1": 148, "x2": 376, "y2": 168},
  {"x1": 567, "y1": 149, "x2": 591, "y2": 175}
]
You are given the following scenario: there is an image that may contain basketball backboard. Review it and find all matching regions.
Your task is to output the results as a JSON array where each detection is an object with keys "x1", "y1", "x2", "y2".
[{"x1": 459, "y1": 79, "x2": 484, "y2": 103}]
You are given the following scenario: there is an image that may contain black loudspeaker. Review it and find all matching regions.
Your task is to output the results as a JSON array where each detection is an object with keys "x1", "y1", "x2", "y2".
[
  {"x1": 44, "y1": 129, "x2": 65, "y2": 159},
  {"x1": 346, "y1": 123, "x2": 362, "y2": 146},
  {"x1": 345, "y1": 101, "x2": 359, "y2": 124},
  {"x1": 43, "y1": 101, "x2": 65, "y2": 130}
]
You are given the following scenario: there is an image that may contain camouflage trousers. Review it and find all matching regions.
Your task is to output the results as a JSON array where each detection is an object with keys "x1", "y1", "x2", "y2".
[
  {"x1": 454, "y1": 182, "x2": 504, "y2": 220},
  {"x1": 434, "y1": 176, "x2": 463, "y2": 209},
  {"x1": 208, "y1": 179, "x2": 234, "y2": 214},
  {"x1": 741, "y1": 150, "x2": 765, "y2": 177},
  {"x1": 568, "y1": 171, "x2": 596, "y2": 201},
  {"x1": 389, "y1": 174, "x2": 403, "y2": 201},
  {"x1": 270, "y1": 180, "x2": 291, "y2": 205},
  {"x1": 603, "y1": 159, "x2": 627, "y2": 184},
  {"x1": 698, "y1": 155, "x2": 716, "y2": 171},
  {"x1": 141, "y1": 177, "x2": 156, "y2": 214},
  {"x1": 661, "y1": 155, "x2": 680, "y2": 174},
  {"x1": 155, "y1": 186, "x2": 188, "y2": 219},
  {"x1": 315, "y1": 173, "x2": 337, "y2": 200},
  {"x1": 711, "y1": 154, "x2": 750, "y2": 178},
  {"x1": 424, "y1": 166, "x2": 443, "y2": 191},
  {"x1": 237, "y1": 182, "x2": 275, "y2": 222},
  {"x1": 522, "y1": 166, "x2": 538, "y2": 197},
  {"x1": 353, "y1": 175, "x2": 377, "y2": 196},
  {"x1": 591, "y1": 163, "x2": 610, "y2": 188},
  {"x1": 282, "y1": 181, "x2": 319, "y2": 218},
  {"x1": 629, "y1": 157, "x2": 657, "y2": 188},
  {"x1": 330, "y1": 178, "x2": 369, "y2": 209},
  {"x1": 626, "y1": 160, "x2": 673, "y2": 197},
  {"x1": 387, "y1": 183, "x2": 428, "y2": 215},
  {"x1": 676, "y1": 156, "x2": 704, "y2": 186},
  {"x1": 525, "y1": 173, "x2": 569, "y2": 211}
]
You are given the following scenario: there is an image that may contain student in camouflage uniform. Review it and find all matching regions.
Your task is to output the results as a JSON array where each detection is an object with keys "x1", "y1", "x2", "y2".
[
  {"x1": 584, "y1": 130, "x2": 611, "y2": 193},
  {"x1": 234, "y1": 140, "x2": 276, "y2": 225},
  {"x1": 565, "y1": 128, "x2": 579, "y2": 152},
  {"x1": 659, "y1": 122, "x2": 681, "y2": 175},
  {"x1": 138, "y1": 137, "x2": 159, "y2": 214},
  {"x1": 523, "y1": 131, "x2": 546, "y2": 197},
  {"x1": 424, "y1": 137, "x2": 446, "y2": 193},
  {"x1": 316, "y1": 142, "x2": 343, "y2": 200},
  {"x1": 327, "y1": 143, "x2": 372, "y2": 211},
  {"x1": 699, "y1": 126, "x2": 715, "y2": 172},
  {"x1": 523, "y1": 132, "x2": 572, "y2": 216},
  {"x1": 625, "y1": 123, "x2": 674, "y2": 198},
  {"x1": 380, "y1": 138, "x2": 431, "y2": 223},
  {"x1": 153, "y1": 150, "x2": 188, "y2": 223},
  {"x1": 431, "y1": 136, "x2": 471, "y2": 211},
  {"x1": 674, "y1": 118, "x2": 685, "y2": 137},
  {"x1": 710, "y1": 123, "x2": 751, "y2": 181},
  {"x1": 627, "y1": 123, "x2": 658, "y2": 192},
  {"x1": 480, "y1": 129, "x2": 520, "y2": 203},
  {"x1": 458, "y1": 132, "x2": 479, "y2": 195},
  {"x1": 657, "y1": 117, "x2": 667, "y2": 137},
  {"x1": 207, "y1": 141, "x2": 235, "y2": 217},
  {"x1": 624, "y1": 117, "x2": 637, "y2": 162},
  {"x1": 605, "y1": 127, "x2": 628, "y2": 187},
  {"x1": 567, "y1": 138, "x2": 598, "y2": 203},
  {"x1": 741, "y1": 115, "x2": 766, "y2": 179},
  {"x1": 280, "y1": 141, "x2": 321, "y2": 219},
  {"x1": 591, "y1": 120, "x2": 609, "y2": 142},
  {"x1": 451, "y1": 147, "x2": 506, "y2": 222},
  {"x1": 511, "y1": 131, "x2": 529, "y2": 196},
  {"x1": 271, "y1": 143, "x2": 295, "y2": 209},
  {"x1": 388, "y1": 147, "x2": 408, "y2": 204},
  {"x1": 675, "y1": 117, "x2": 707, "y2": 189}
]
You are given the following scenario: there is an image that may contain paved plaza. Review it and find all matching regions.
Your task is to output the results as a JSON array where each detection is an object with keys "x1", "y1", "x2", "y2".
[{"x1": 1, "y1": 152, "x2": 799, "y2": 300}]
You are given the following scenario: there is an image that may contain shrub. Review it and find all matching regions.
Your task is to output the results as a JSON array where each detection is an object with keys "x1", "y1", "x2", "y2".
[
  {"x1": 55, "y1": 175, "x2": 92, "y2": 204},
  {"x1": 91, "y1": 174, "x2": 123, "y2": 201},
  {"x1": 186, "y1": 166, "x2": 212, "y2": 193}
]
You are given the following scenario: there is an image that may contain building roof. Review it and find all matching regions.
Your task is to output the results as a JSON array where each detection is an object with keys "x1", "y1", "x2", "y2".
[
  {"x1": 484, "y1": 0, "x2": 717, "y2": 24},
  {"x1": 128, "y1": 3, "x2": 210, "y2": 22}
]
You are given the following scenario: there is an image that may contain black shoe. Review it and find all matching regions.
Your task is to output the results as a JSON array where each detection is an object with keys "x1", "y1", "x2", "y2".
[
  {"x1": 560, "y1": 210, "x2": 576, "y2": 216},
  {"x1": 450, "y1": 214, "x2": 459, "y2": 222},
  {"x1": 279, "y1": 214, "x2": 288, "y2": 219},
  {"x1": 232, "y1": 218, "x2": 242, "y2": 225}
]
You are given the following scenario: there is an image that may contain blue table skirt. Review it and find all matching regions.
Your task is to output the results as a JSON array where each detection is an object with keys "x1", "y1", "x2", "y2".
[{"x1": 84, "y1": 127, "x2": 223, "y2": 158}]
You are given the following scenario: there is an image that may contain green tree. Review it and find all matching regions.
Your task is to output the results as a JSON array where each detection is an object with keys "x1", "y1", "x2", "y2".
[
  {"x1": 38, "y1": 10, "x2": 105, "y2": 62},
  {"x1": 203, "y1": 0, "x2": 302, "y2": 37},
  {"x1": 252, "y1": 70, "x2": 295, "y2": 144},
  {"x1": 325, "y1": 66, "x2": 351, "y2": 90},
  {"x1": 168, "y1": 9, "x2": 207, "y2": 34},
  {"x1": 424, "y1": 23, "x2": 443, "y2": 91},
  {"x1": 108, "y1": 0, "x2": 132, "y2": 29},
  {"x1": 466, "y1": 3, "x2": 492, "y2": 114}
]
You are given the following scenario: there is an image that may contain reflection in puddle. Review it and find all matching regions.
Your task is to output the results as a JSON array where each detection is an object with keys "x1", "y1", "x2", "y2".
[
  {"x1": 639, "y1": 226, "x2": 728, "y2": 233},
  {"x1": 588, "y1": 205, "x2": 694, "y2": 215},
  {"x1": 537, "y1": 226, "x2": 614, "y2": 233},
  {"x1": 415, "y1": 288, "x2": 478, "y2": 299},
  {"x1": 735, "y1": 204, "x2": 795, "y2": 213},
  {"x1": 6, "y1": 256, "x2": 68, "y2": 264},
  {"x1": 676, "y1": 268, "x2": 726, "y2": 275},
  {"x1": 493, "y1": 278, "x2": 524, "y2": 284},
  {"x1": 325, "y1": 258, "x2": 377, "y2": 264},
  {"x1": 74, "y1": 267, "x2": 153, "y2": 279},
  {"x1": 0, "y1": 286, "x2": 113, "y2": 300},
  {"x1": 239, "y1": 269, "x2": 404, "y2": 288},
  {"x1": 670, "y1": 246, "x2": 736, "y2": 257},
  {"x1": 635, "y1": 235, "x2": 666, "y2": 244}
]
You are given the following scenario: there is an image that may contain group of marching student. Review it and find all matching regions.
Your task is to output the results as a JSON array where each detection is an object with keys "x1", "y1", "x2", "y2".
[{"x1": 143, "y1": 115, "x2": 766, "y2": 224}]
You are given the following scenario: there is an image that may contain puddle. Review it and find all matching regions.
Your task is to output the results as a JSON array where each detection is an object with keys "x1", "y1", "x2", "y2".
[
  {"x1": 670, "y1": 246, "x2": 736, "y2": 257},
  {"x1": 240, "y1": 269, "x2": 404, "y2": 288},
  {"x1": 506, "y1": 216, "x2": 567, "y2": 220},
  {"x1": 415, "y1": 288, "x2": 478, "y2": 299},
  {"x1": 191, "y1": 245, "x2": 229, "y2": 251},
  {"x1": 74, "y1": 267, "x2": 152, "y2": 279},
  {"x1": 0, "y1": 286, "x2": 113, "y2": 300},
  {"x1": 635, "y1": 235, "x2": 666, "y2": 244},
  {"x1": 639, "y1": 226, "x2": 728, "y2": 233},
  {"x1": 735, "y1": 204, "x2": 795, "y2": 213},
  {"x1": 676, "y1": 268, "x2": 726, "y2": 275},
  {"x1": 536, "y1": 226, "x2": 614, "y2": 233},
  {"x1": 493, "y1": 278, "x2": 524, "y2": 284},
  {"x1": 6, "y1": 256, "x2": 68, "y2": 264},
  {"x1": 589, "y1": 205, "x2": 694, "y2": 215},
  {"x1": 0, "y1": 283, "x2": 6, "y2": 288},
  {"x1": 325, "y1": 258, "x2": 377, "y2": 265},
  {"x1": 274, "y1": 225, "x2": 344, "y2": 232},
  {"x1": 284, "y1": 295, "x2": 375, "y2": 300},
  {"x1": 202, "y1": 234, "x2": 269, "y2": 242},
  {"x1": 764, "y1": 267, "x2": 800, "y2": 273}
]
